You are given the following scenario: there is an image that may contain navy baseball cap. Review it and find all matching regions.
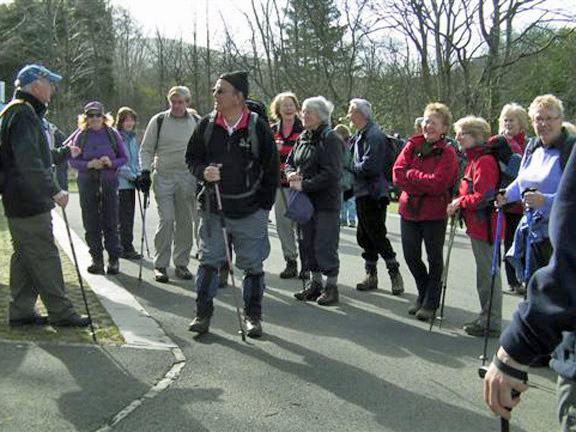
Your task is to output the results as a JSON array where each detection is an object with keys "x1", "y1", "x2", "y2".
[{"x1": 15, "y1": 64, "x2": 62, "y2": 87}]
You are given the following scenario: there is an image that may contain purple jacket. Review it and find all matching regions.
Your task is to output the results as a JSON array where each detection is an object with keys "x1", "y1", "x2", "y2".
[{"x1": 69, "y1": 127, "x2": 128, "y2": 182}]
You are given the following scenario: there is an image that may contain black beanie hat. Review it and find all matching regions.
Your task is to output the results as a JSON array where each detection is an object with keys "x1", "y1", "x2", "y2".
[{"x1": 219, "y1": 71, "x2": 249, "y2": 99}]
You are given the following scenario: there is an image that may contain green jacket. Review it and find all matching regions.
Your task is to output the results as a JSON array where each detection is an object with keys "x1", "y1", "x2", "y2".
[{"x1": 0, "y1": 90, "x2": 69, "y2": 217}]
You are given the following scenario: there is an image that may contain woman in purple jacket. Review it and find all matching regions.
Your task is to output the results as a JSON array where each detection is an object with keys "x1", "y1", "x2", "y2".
[{"x1": 70, "y1": 101, "x2": 127, "y2": 275}]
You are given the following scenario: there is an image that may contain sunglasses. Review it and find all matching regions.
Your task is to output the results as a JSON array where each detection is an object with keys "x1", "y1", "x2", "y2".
[{"x1": 86, "y1": 112, "x2": 103, "y2": 118}]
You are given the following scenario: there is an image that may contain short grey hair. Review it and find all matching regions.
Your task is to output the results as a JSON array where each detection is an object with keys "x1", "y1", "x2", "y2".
[
  {"x1": 167, "y1": 86, "x2": 191, "y2": 102},
  {"x1": 349, "y1": 98, "x2": 372, "y2": 120},
  {"x1": 302, "y1": 96, "x2": 334, "y2": 123}
]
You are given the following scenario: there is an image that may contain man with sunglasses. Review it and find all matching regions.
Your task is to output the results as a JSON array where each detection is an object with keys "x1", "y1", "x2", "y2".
[
  {"x1": 0, "y1": 64, "x2": 90, "y2": 327},
  {"x1": 186, "y1": 71, "x2": 279, "y2": 338},
  {"x1": 139, "y1": 86, "x2": 200, "y2": 283}
]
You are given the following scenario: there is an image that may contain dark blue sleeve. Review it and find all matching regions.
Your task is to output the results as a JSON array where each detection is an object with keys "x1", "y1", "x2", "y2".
[
  {"x1": 354, "y1": 128, "x2": 384, "y2": 177},
  {"x1": 501, "y1": 145, "x2": 576, "y2": 365}
]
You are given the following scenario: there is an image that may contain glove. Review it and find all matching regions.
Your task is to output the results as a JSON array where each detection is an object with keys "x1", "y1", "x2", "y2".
[{"x1": 136, "y1": 170, "x2": 152, "y2": 194}]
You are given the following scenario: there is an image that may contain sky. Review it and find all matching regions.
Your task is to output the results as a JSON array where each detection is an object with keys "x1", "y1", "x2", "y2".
[{"x1": 112, "y1": 0, "x2": 260, "y2": 46}]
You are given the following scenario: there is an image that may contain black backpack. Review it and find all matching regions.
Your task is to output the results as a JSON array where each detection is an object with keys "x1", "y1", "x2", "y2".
[
  {"x1": 524, "y1": 130, "x2": 575, "y2": 172},
  {"x1": 486, "y1": 135, "x2": 522, "y2": 189},
  {"x1": 384, "y1": 133, "x2": 405, "y2": 182}
]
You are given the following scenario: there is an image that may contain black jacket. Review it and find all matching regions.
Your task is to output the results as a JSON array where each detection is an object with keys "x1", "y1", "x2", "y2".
[
  {"x1": 285, "y1": 123, "x2": 343, "y2": 212},
  {"x1": 186, "y1": 110, "x2": 279, "y2": 218},
  {"x1": 0, "y1": 90, "x2": 70, "y2": 218}
]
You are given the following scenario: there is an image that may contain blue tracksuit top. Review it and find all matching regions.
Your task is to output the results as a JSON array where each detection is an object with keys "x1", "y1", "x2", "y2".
[
  {"x1": 500, "y1": 143, "x2": 576, "y2": 379},
  {"x1": 505, "y1": 139, "x2": 564, "y2": 239},
  {"x1": 118, "y1": 130, "x2": 141, "y2": 190}
]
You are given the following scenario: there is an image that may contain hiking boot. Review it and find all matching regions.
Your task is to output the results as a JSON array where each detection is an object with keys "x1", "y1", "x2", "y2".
[
  {"x1": 175, "y1": 266, "x2": 193, "y2": 280},
  {"x1": 51, "y1": 313, "x2": 91, "y2": 327},
  {"x1": 107, "y1": 257, "x2": 120, "y2": 275},
  {"x1": 463, "y1": 323, "x2": 501, "y2": 338},
  {"x1": 415, "y1": 307, "x2": 436, "y2": 322},
  {"x1": 507, "y1": 283, "x2": 521, "y2": 293},
  {"x1": 516, "y1": 284, "x2": 526, "y2": 296},
  {"x1": 348, "y1": 220, "x2": 356, "y2": 228},
  {"x1": 87, "y1": 256, "x2": 105, "y2": 275},
  {"x1": 154, "y1": 268, "x2": 169, "y2": 283},
  {"x1": 299, "y1": 269, "x2": 310, "y2": 280},
  {"x1": 317, "y1": 284, "x2": 339, "y2": 306},
  {"x1": 188, "y1": 316, "x2": 211, "y2": 334},
  {"x1": 279, "y1": 259, "x2": 298, "y2": 279},
  {"x1": 121, "y1": 250, "x2": 142, "y2": 260},
  {"x1": 390, "y1": 271, "x2": 404, "y2": 295},
  {"x1": 408, "y1": 302, "x2": 422, "y2": 315},
  {"x1": 356, "y1": 271, "x2": 378, "y2": 291},
  {"x1": 245, "y1": 316, "x2": 263, "y2": 338},
  {"x1": 294, "y1": 280, "x2": 323, "y2": 301},
  {"x1": 218, "y1": 265, "x2": 229, "y2": 288}
]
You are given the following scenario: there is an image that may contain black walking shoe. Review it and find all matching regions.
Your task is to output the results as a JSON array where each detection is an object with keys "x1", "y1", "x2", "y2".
[
  {"x1": 317, "y1": 284, "x2": 339, "y2": 306},
  {"x1": 121, "y1": 250, "x2": 143, "y2": 260},
  {"x1": 51, "y1": 314, "x2": 91, "y2": 327},
  {"x1": 245, "y1": 316, "x2": 263, "y2": 338},
  {"x1": 9, "y1": 314, "x2": 49, "y2": 327},
  {"x1": 87, "y1": 256, "x2": 105, "y2": 275},
  {"x1": 463, "y1": 323, "x2": 501, "y2": 338},
  {"x1": 408, "y1": 302, "x2": 422, "y2": 315},
  {"x1": 294, "y1": 280, "x2": 323, "y2": 301},
  {"x1": 154, "y1": 268, "x2": 169, "y2": 283},
  {"x1": 107, "y1": 257, "x2": 120, "y2": 275},
  {"x1": 415, "y1": 307, "x2": 436, "y2": 322},
  {"x1": 279, "y1": 260, "x2": 298, "y2": 279},
  {"x1": 188, "y1": 316, "x2": 211, "y2": 334},
  {"x1": 356, "y1": 271, "x2": 378, "y2": 291},
  {"x1": 175, "y1": 266, "x2": 193, "y2": 280},
  {"x1": 390, "y1": 271, "x2": 404, "y2": 295}
]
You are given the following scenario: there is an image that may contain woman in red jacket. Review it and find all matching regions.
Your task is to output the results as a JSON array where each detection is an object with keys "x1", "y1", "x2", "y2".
[
  {"x1": 497, "y1": 103, "x2": 529, "y2": 293},
  {"x1": 393, "y1": 103, "x2": 458, "y2": 321},
  {"x1": 447, "y1": 116, "x2": 502, "y2": 337}
]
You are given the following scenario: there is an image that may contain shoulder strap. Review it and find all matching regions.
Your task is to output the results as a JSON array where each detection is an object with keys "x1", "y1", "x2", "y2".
[
  {"x1": 106, "y1": 127, "x2": 119, "y2": 154},
  {"x1": 0, "y1": 99, "x2": 35, "y2": 118},
  {"x1": 247, "y1": 111, "x2": 259, "y2": 159},
  {"x1": 156, "y1": 113, "x2": 165, "y2": 143},
  {"x1": 203, "y1": 112, "x2": 216, "y2": 148},
  {"x1": 77, "y1": 130, "x2": 88, "y2": 151}
]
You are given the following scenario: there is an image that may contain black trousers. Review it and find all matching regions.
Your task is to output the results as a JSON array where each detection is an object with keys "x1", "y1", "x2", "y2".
[
  {"x1": 119, "y1": 189, "x2": 137, "y2": 253},
  {"x1": 299, "y1": 210, "x2": 340, "y2": 278},
  {"x1": 78, "y1": 175, "x2": 122, "y2": 259},
  {"x1": 401, "y1": 218, "x2": 447, "y2": 309},
  {"x1": 356, "y1": 196, "x2": 398, "y2": 272},
  {"x1": 504, "y1": 212, "x2": 522, "y2": 287}
]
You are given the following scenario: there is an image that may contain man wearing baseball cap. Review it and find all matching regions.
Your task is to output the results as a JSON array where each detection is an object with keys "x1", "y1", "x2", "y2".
[{"x1": 0, "y1": 64, "x2": 90, "y2": 327}]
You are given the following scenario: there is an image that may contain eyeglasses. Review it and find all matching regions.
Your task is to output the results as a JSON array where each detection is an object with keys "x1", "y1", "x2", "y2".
[
  {"x1": 212, "y1": 88, "x2": 237, "y2": 96},
  {"x1": 533, "y1": 115, "x2": 560, "y2": 124},
  {"x1": 86, "y1": 113, "x2": 102, "y2": 119}
]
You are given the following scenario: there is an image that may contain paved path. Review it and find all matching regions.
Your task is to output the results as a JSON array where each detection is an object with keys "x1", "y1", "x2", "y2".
[{"x1": 0, "y1": 193, "x2": 558, "y2": 431}]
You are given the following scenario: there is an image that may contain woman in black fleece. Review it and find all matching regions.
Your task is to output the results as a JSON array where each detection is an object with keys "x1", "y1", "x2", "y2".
[{"x1": 285, "y1": 96, "x2": 343, "y2": 306}]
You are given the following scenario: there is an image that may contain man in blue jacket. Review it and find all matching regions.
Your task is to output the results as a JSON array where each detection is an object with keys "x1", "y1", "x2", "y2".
[
  {"x1": 484, "y1": 144, "x2": 576, "y2": 430},
  {"x1": 347, "y1": 98, "x2": 404, "y2": 295}
]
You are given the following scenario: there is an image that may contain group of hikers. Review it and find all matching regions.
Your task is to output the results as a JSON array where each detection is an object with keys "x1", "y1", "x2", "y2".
[{"x1": 1, "y1": 63, "x2": 576, "y2": 430}]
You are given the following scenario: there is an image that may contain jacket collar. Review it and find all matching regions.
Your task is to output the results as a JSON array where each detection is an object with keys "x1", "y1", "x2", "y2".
[
  {"x1": 214, "y1": 108, "x2": 250, "y2": 132},
  {"x1": 14, "y1": 89, "x2": 47, "y2": 118}
]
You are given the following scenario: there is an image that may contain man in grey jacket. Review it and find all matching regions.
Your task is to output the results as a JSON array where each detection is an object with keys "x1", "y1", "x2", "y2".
[
  {"x1": 347, "y1": 98, "x2": 404, "y2": 295},
  {"x1": 139, "y1": 86, "x2": 199, "y2": 283}
]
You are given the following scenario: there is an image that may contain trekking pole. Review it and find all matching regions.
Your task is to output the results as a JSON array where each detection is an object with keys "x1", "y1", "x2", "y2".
[
  {"x1": 137, "y1": 190, "x2": 151, "y2": 258},
  {"x1": 213, "y1": 178, "x2": 246, "y2": 342},
  {"x1": 477, "y1": 208, "x2": 510, "y2": 432},
  {"x1": 137, "y1": 190, "x2": 149, "y2": 282},
  {"x1": 61, "y1": 207, "x2": 97, "y2": 343},
  {"x1": 431, "y1": 210, "x2": 459, "y2": 331},
  {"x1": 522, "y1": 208, "x2": 534, "y2": 301},
  {"x1": 479, "y1": 208, "x2": 503, "y2": 365}
]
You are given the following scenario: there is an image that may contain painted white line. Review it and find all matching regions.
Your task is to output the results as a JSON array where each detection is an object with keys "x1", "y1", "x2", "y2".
[{"x1": 51, "y1": 209, "x2": 176, "y2": 350}]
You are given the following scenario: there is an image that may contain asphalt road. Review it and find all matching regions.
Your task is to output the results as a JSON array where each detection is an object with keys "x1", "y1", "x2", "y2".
[{"x1": 52, "y1": 193, "x2": 561, "y2": 431}]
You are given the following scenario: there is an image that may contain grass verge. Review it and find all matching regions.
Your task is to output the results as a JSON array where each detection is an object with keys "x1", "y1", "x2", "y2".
[{"x1": 0, "y1": 202, "x2": 124, "y2": 345}]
